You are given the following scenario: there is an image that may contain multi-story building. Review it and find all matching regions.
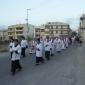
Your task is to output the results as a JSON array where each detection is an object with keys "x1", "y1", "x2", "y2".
[
  {"x1": 0, "y1": 29, "x2": 9, "y2": 41},
  {"x1": 8, "y1": 24, "x2": 34, "y2": 39},
  {"x1": 34, "y1": 25, "x2": 45, "y2": 38},
  {"x1": 34, "y1": 22, "x2": 71, "y2": 38},
  {"x1": 45, "y1": 22, "x2": 71, "y2": 37},
  {"x1": 79, "y1": 14, "x2": 85, "y2": 41}
]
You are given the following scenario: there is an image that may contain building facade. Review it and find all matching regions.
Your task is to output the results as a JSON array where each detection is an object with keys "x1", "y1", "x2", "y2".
[
  {"x1": 8, "y1": 24, "x2": 34, "y2": 40},
  {"x1": 34, "y1": 25, "x2": 45, "y2": 38},
  {"x1": 0, "y1": 29, "x2": 9, "y2": 41},
  {"x1": 35, "y1": 22, "x2": 71, "y2": 38},
  {"x1": 79, "y1": 14, "x2": 85, "y2": 41}
]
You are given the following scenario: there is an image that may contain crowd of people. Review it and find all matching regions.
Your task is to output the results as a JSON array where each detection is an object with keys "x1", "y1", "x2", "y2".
[{"x1": 9, "y1": 36, "x2": 81, "y2": 75}]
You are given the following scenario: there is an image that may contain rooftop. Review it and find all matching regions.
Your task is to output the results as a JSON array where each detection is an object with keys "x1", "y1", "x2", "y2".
[{"x1": 46, "y1": 22, "x2": 69, "y2": 25}]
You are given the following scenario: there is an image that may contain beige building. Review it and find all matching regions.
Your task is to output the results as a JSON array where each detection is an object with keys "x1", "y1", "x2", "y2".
[
  {"x1": 34, "y1": 25, "x2": 45, "y2": 38},
  {"x1": 79, "y1": 14, "x2": 85, "y2": 41},
  {"x1": 8, "y1": 24, "x2": 34, "y2": 39},
  {"x1": 0, "y1": 29, "x2": 9, "y2": 41},
  {"x1": 35, "y1": 22, "x2": 71, "y2": 38}
]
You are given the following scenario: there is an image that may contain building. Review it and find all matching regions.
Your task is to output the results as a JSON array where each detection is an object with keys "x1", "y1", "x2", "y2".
[
  {"x1": 79, "y1": 14, "x2": 85, "y2": 41},
  {"x1": 34, "y1": 22, "x2": 71, "y2": 38},
  {"x1": 45, "y1": 22, "x2": 71, "y2": 37},
  {"x1": 8, "y1": 24, "x2": 34, "y2": 39},
  {"x1": 34, "y1": 25, "x2": 45, "y2": 38},
  {"x1": 0, "y1": 29, "x2": 9, "y2": 41}
]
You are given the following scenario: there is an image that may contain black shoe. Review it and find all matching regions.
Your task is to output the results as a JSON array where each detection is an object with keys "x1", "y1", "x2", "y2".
[
  {"x1": 35, "y1": 63, "x2": 40, "y2": 66},
  {"x1": 11, "y1": 72, "x2": 15, "y2": 76},
  {"x1": 41, "y1": 61, "x2": 44, "y2": 63},
  {"x1": 57, "y1": 51, "x2": 61, "y2": 53},
  {"x1": 51, "y1": 54, "x2": 54, "y2": 56},
  {"x1": 18, "y1": 68, "x2": 22, "y2": 72}
]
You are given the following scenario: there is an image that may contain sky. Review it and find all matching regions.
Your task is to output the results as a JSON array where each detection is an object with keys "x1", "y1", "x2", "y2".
[{"x1": 0, "y1": 0, "x2": 85, "y2": 30}]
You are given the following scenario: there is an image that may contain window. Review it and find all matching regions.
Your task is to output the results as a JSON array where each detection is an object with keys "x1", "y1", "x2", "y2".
[
  {"x1": 16, "y1": 31, "x2": 23, "y2": 34},
  {"x1": 63, "y1": 31, "x2": 68, "y2": 34},
  {"x1": 56, "y1": 31, "x2": 58, "y2": 33},
  {"x1": 53, "y1": 26, "x2": 56, "y2": 29},
  {"x1": 36, "y1": 34, "x2": 40, "y2": 37},
  {"x1": 8, "y1": 33, "x2": 12, "y2": 35},
  {"x1": 45, "y1": 31, "x2": 50, "y2": 34},
  {"x1": 61, "y1": 31, "x2": 63, "y2": 34},
  {"x1": 41, "y1": 29, "x2": 44, "y2": 32},
  {"x1": 8, "y1": 28, "x2": 13, "y2": 31},
  {"x1": 62, "y1": 25, "x2": 68, "y2": 28},
  {"x1": 50, "y1": 31, "x2": 53, "y2": 34},
  {"x1": 16, "y1": 27, "x2": 23, "y2": 30},
  {"x1": 49, "y1": 26, "x2": 51, "y2": 29},
  {"x1": 45, "y1": 29, "x2": 49, "y2": 31},
  {"x1": 35, "y1": 30, "x2": 38, "y2": 32},
  {"x1": 58, "y1": 26, "x2": 61, "y2": 29},
  {"x1": 53, "y1": 31, "x2": 57, "y2": 34},
  {"x1": 35, "y1": 28, "x2": 40, "y2": 32}
]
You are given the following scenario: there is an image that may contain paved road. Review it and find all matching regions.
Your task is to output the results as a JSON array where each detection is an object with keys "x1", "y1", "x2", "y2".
[{"x1": 0, "y1": 44, "x2": 83, "y2": 85}]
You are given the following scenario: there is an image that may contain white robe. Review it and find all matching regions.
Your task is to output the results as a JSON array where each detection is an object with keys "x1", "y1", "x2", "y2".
[
  {"x1": 51, "y1": 41, "x2": 55, "y2": 54},
  {"x1": 56, "y1": 39, "x2": 62, "y2": 52},
  {"x1": 11, "y1": 45, "x2": 21, "y2": 61},
  {"x1": 9, "y1": 42, "x2": 14, "y2": 52},
  {"x1": 36, "y1": 43, "x2": 43, "y2": 57},
  {"x1": 21, "y1": 40, "x2": 28, "y2": 48},
  {"x1": 65, "y1": 38, "x2": 69, "y2": 48},
  {"x1": 61, "y1": 40, "x2": 65, "y2": 50},
  {"x1": 44, "y1": 41, "x2": 51, "y2": 51}
]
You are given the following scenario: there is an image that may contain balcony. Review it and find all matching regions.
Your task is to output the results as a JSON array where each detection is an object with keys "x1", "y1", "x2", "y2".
[{"x1": 15, "y1": 27, "x2": 23, "y2": 31}]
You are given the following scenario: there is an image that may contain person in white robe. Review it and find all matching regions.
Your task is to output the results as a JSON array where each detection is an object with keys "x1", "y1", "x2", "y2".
[
  {"x1": 65, "y1": 37, "x2": 69, "y2": 48},
  {"x1": 40, "y1": 38, "x2": 44, "y2": 55},
  {"x1": 51, "y1": 38, "x2": 55, "y2": 56},
  {"x1": 21, "y1": 37, "x2": 28, "y2": 57},
  {"x1": 56, "y1": 37, "x2": 62, "y2": 52},
  {"x1": 35, "y1": 38, "x2": 44, "y2": 65},
  {"x1": 44, "y1": 37, "x2": 51, "y2": 60},
  {"x1": 60, "y1": 38, "x2": 65, "y2": 50},
  {"x1": 9, "y1": 39, "x2": 14, "y2": 58},
  {"x1": 29, "y1": 39, "x2": 36, "y2": 54},
  {"x1": 11, "y1": 39, "x2": 22, "y2": 75}
]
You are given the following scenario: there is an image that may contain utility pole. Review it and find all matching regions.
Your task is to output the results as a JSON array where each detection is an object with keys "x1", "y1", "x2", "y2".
[{"x1": 26, "y1": 9, "x2": 31, "y2": 32}]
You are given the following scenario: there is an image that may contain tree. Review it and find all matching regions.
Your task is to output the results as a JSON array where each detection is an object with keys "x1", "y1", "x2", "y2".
[{"x1": 71, "y1": 31, "x2": 77, "y2": 37}]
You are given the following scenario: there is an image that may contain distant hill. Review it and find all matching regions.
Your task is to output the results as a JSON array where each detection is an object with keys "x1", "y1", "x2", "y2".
[{"x1": 0, "y1": 25, "x2": 7, "y2": 30}]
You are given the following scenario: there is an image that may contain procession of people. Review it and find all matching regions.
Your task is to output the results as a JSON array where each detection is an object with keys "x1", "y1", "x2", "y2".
[{"x1": 9, "y1": 36, "x2": 77, "y2": 75}]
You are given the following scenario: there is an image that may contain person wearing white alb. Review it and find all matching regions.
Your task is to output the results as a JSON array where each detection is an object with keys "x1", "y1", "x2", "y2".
[
  {"x1": 54, "y1": 38, "x2": 57, "y2": 53},
  {"x1": 29, "y1": 38, "x2": 36, "y2": 54},
  {"x1": 21, "y1": 37, "x2": 28, "y2": 57},
  {"x1": 11, "y1": 39, "x2": 22, "y2": 75},
  {"x1": 40, "y1": 38, "x2": 45, "y2": 56},
  {"x1": 35, "y1": 38, "x2": 44, "y2": 65},
  {"x1": 60, "y1": 38, "x2": 65, "y2": 50},
  {"x1": 65, "y1": 37, "x2": 69, "y2": 48},
  {"x1": 50, "y1": 38, "x2": 55, "y2": 56},
  {"x1": 9, "y1": 39, "x2": 14, "y2": 58},
  {"x1": 44, "y1": 37, "x2": 51, "y2": 60},
  {"x1": 56, "y1": 37, "x2": 62, "y2": 53}
]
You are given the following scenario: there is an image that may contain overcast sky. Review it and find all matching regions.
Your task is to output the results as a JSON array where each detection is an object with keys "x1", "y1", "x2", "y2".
[{"x1": 0, "y1": 0, "x2": 85, "y2": 30}]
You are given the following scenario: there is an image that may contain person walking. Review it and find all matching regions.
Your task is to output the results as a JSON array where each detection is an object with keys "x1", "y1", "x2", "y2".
[
  {"x1": 44, "y1": 37, "x2": 51, "y2": 61},
  {"x1": 11, "y1": 39, "x2": 22, "y2": 75},
  {"x1": 35, "y1": 38, "x2": 44, "y2": 65},
  {"x1": 9, "y1": 39, "x2": 14, "y2": 58},
  {"x1": 21, "y1": 37, "x2": 28, "y2": 57}
]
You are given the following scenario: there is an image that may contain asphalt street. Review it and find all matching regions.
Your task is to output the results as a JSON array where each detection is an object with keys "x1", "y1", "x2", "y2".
[{"x1": 0, "y1": 44, "x2": 84, "y2": 85}]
